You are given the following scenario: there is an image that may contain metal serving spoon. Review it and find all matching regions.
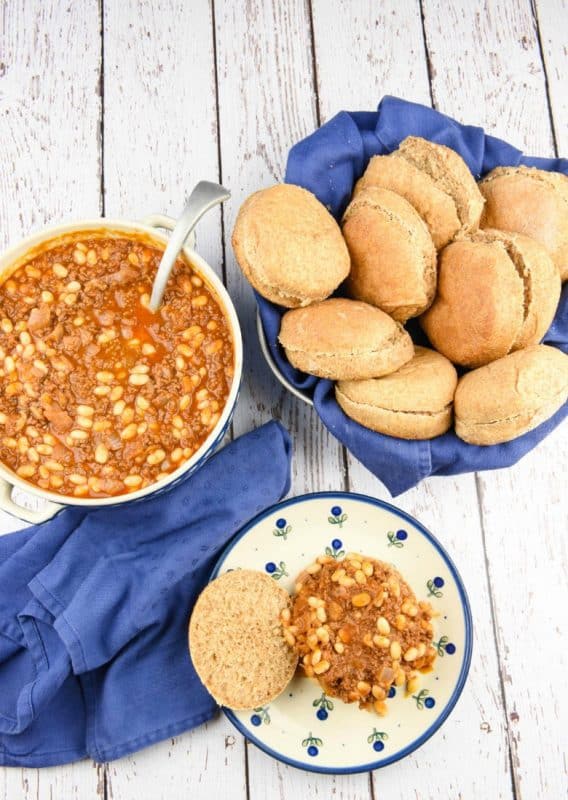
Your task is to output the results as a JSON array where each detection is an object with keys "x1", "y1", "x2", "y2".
[{"x1": 149, "y1": 181, "x2": 230, "y2": 313}]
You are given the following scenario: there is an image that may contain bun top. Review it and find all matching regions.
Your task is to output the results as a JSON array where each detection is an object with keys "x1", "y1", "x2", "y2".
[
  {"x1": 231, "y1": 183, "x2": 350, "y2": 307},
  {"x1": 420, "y1": 236, "x2": 525, "y2": 368},
  {"x1": 342, "y1": 185, "x2": 437, "y2": 322},
  {"x1": 279, "y1": 298, "x2": 410, "y2": 357},
  {"x1": 189, "y1": 569, "x2": 297, "y2": 710},
  {"x1": 479, "y1": 165, "x2": 568, "y2": 281},
  {"x1": 454, "y1": 345, "x2": 568, "y2": 422},
  {"x1": 337, "y1": 346, "x2": 457, "y2": 413},
  {"x1": 397, "y1": 136, "x2": 484, "y2": 234}
]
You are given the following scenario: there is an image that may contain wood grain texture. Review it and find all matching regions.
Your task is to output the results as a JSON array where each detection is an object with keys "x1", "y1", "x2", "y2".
[
  {"x1": 534, "y1": 0, "x2": 568, "y2": 152},
  {"x1": 100, "y1": 2, "x2": 243, "y2": 799},
  {"x1": 214, "y1": 0, "x2": 365, "y2": 796},
  {"x1": 312, "y1": 1, "x2": 514, "y2": 797},
  {"x1": 422, "y1": 0, "x2": 566, "y2": 797},
  {"x1": 0, "y1": 1, "x2": 102, "y2": 797},
  {"x1": 422, "y1": 0, "x2": 554, "y2": 154}
]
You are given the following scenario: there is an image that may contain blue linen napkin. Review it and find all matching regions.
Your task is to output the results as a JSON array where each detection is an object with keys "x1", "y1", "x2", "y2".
[
  {"x1": 0, "y1": 421, "x2": 292, "y2": 766},
  {"x1": 257, "y1": 96, "x2": 568, "y2": 495}
]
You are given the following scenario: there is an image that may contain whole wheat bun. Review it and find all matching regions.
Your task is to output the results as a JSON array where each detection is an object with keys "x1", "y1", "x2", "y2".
[
  {"x1": 342, "y1": 186, "x2": 437, "y2": 322},
  {"x1": 279, "y1": 298, "x2": 414, "y2": 380},
  {"x1": 454, "y1": 345, "x2": 568, "y2": 445},
  {"x1": 189, "y1": 570, "x2": 298, "y2": 710},
  {"x1": 479, "y1": 166, "x2": 568, "y2": 281},
  {"x1": 354, "y1": 136, "x2": 484, "y2": 249},
  {"x1": 336, "y1": 346, "x2": 458, "y2": 439},
  {"x1": 231, "y1": 184, "x2": 350, "y2": 307}
]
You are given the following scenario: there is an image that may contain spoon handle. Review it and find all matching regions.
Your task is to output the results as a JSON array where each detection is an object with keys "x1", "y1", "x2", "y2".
[{"x1": 149, "y1": 181, "x2": 230, "y2": 312}]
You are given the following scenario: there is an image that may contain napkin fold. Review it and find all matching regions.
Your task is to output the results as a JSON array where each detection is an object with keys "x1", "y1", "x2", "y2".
[
  {"x1": 257, "y1": 96, "x2": 568, "y2": 495},
  {"x1": 0, "y1": 421, "x2": 292, "y2": 766}
]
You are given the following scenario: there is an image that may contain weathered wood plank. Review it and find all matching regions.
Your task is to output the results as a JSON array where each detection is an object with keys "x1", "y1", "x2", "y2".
[
  {"x1": 534, "y1": 0, "x2": 568, "y2": 153},
  {"x1": 312, "y1": 1, "x2": 514, "y2": 797},
  {"x1": 214, "y1": 0, "x2": 364, "y2": 795},
  {"x1": 423, "y1": 1, "x2": 565, "y2": 797},
  {"x1": 100, "y1": 2, "x2": 245, "y2": 799},
  {"x1": 0, "y1": 0, "x2": 102, "y2": 796}
]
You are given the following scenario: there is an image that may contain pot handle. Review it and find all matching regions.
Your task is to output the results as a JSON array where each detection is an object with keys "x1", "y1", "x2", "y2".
[
  {"x1": 140, "y1": 214, "x2": 196, "y2": 250},
  {"x1": 0, "y1": 476, "x2": 63, "y2": 526}
]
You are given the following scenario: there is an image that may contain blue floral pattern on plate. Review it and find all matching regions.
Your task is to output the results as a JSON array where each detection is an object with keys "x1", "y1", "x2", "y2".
[
  {"x1": 302, "y1": 732, "x2": 323, "y2": 757},
  {"x1": 324, "y1": 538, "x2": 345, "y2": 559},
  {"x1": 328, "y1": 505, "x2": 348, "y2": 527},
  {"x1": 427, "y1": 576, "x2": 445, "y2": 597},
  {"x1": 387, "y1": 529, "x2": 408, "y2": 547},
  {"x1": 433, "y1": 635, "x2": 456, "y2": 656},
  {"x1": 273, "y1": 517, "x2": 292, "y2": 540},
  {"x1": 264, "y1": 560, "x2": 288, "y2": 580},
  {"x1": 250, "y1": 706, "x2": 271, "y2": 726},
  {"x1": 313, "y1": 693, "x2": 334, "y2": 721},
  {"x1": 367, "y1": 728, "x2": 388, "y2": 752}
]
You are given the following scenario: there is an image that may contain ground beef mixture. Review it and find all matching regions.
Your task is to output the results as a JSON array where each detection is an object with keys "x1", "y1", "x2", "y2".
[
  {"x1": 0, "y1": 233, "x2": 234, "y2": 498},
  {"x1": 282, "y1": 553, "x2": 437, "y2": 715}
]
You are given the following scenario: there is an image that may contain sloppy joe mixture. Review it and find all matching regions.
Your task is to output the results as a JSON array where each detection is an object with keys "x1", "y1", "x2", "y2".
[
  {"x1": 0, "y1": 234, "x2": 233, "y2": 498},
  {"x1": 282, "y1": 553, "x2": 436, "y2": 714}
]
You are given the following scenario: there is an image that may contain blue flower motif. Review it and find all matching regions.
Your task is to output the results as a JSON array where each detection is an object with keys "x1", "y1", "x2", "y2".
[
  {"x1": 433, "y1": 635, "x2": 456, "y2": 656},
  {"x1": 302, "y1": 732, "x2": 323, "y2": 756},
  {"x1": 367, "y1": 728, "x2": 388, "y2": 750},
  {"x1": 273, "y1": 518, "x2": 292, "y2": 540},
  {"x1": 328, "y1": 506, "x2": 348, "y2": 527},
  {"x1": 250, "y1": 706, "x2": 270, "y2": 725},
  {"x1": 331, "y1": 538, "x2": 342, "y2": 550},
  {"x1": 388, "y1": 686, "x2": 396, "y2": 699},
  {"x1": 265, "y1": 561, "x2": 288, "y2": 580},
  {"x1": 412, "y1": 689, "x2": 435, "y2": 710},
  {"x1": 427, "y1": 577, "x2": 444, "y2": 597},
  {"x1": 325, "y1": 540, "x2": 345, "y2": 559},
  {"x1": 313, "y1": 692, "x2": 334, "y2": 720},
  {"x1": 387, "y1": 530, "x2": 405, "y2": 548}
]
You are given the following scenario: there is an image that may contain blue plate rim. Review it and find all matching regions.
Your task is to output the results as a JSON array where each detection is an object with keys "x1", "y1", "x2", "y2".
[{"x1": 210, "y1": 490, "x2": 474, "y2": 775}]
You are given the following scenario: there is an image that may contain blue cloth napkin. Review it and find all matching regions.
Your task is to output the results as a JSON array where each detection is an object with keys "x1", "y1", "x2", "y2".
[
  {"x1": 0, "y1": 421, "x2": 292, "y2": 766},
  {"x1": 257, "y1": 96, "x2": 568, "y2": 495}
]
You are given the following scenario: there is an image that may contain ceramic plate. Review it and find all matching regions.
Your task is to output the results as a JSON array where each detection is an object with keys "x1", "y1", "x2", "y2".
[{"x1": 211, "y1": 492, "x2": 472, "y2": 774}]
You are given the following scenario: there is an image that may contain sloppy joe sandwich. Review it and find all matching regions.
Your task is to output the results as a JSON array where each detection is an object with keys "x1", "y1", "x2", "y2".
[{"x1": 284, "y1": 553, "x2": 437, "y2": 715}]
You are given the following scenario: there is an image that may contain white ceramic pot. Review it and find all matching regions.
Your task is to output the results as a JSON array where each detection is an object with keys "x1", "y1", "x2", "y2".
[{"x1": 0, "y1": 215, "x2": 243, "y2": 524}]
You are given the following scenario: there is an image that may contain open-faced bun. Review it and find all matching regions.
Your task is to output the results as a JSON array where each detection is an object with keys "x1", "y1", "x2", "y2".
[{"x1": 189, "y1": 570, "x2": 298, "y2": 710}]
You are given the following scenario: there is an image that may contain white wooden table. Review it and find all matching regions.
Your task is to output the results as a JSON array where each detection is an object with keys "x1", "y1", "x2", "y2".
[{"x1": 0, "y1": 1, "x2": 566, "y2": 798}]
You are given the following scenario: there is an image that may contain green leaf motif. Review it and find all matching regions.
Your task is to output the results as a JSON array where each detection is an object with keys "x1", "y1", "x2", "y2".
[
  {"x1": 302, "y1": 732, "x2": 323, "y2": 748},
  {"x1": 367, "y1": 727, "x2": 389, "y2": 744},
  {"x1": 273, "y1": 524, "x2": 292, "y2": 540},
  {"x1": 433, "y1": 635, "x2": 449, "y2": 656},
  {"x1": 328, "y1": 513, "x2": 348, "y2": 528},
  {"x1": 412, "y1": 689, "x2": 430, "y2": 710},
  {"x1": 426, "y1": 579, "x2": 443, "y2": 598},
  {"x1": 270, "y1": 561, "x2": 289, "y2": 581},
  {"x1": 387, "y1": 530, "x2": 404, "y2": 548}
]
